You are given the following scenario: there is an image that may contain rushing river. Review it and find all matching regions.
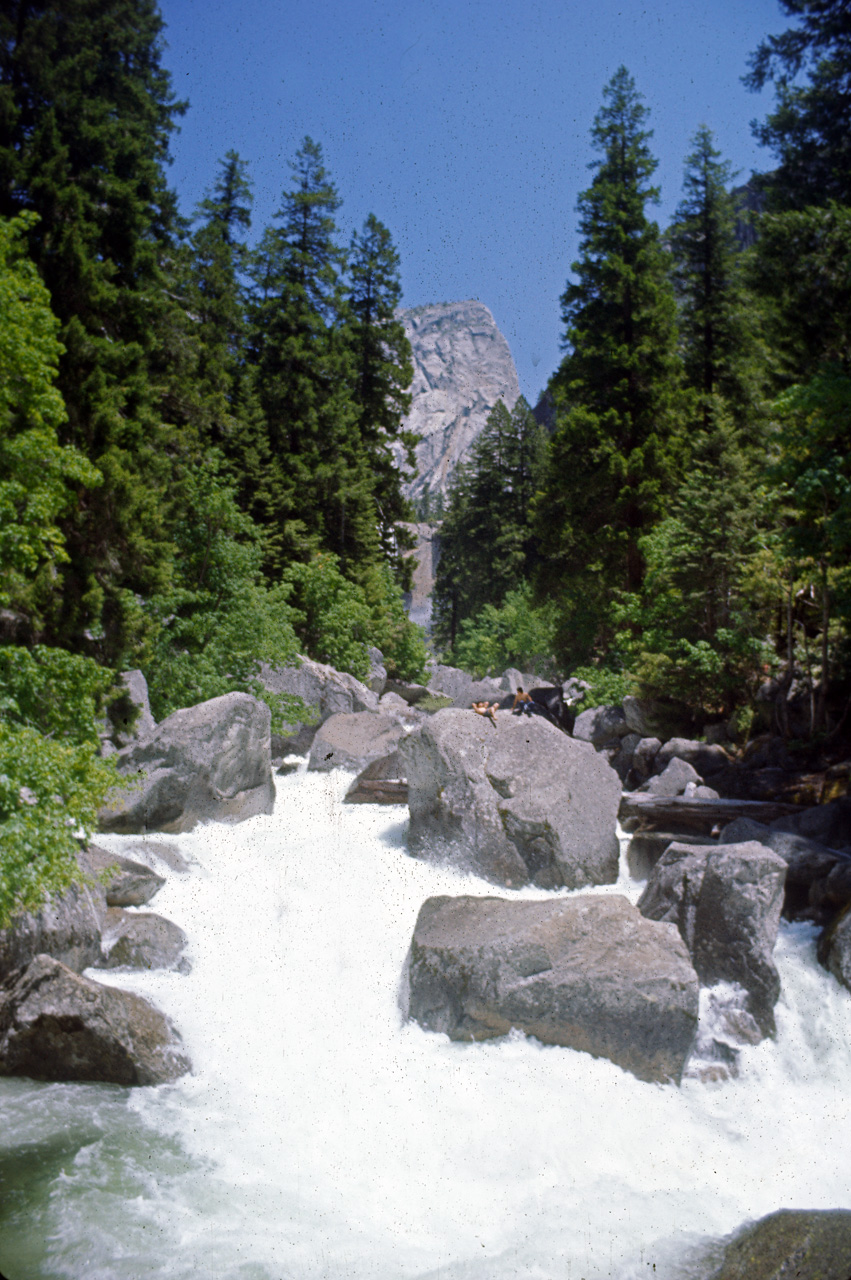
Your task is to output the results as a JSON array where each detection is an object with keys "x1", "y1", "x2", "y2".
[{"x1": 1, "y1": 764, "x2": 851, "y2": 1280}]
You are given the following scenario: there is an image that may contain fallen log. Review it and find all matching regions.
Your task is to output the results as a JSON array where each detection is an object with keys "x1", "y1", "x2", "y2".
[
  {"x1": 620, "y1": 793, "x2": 804, "y2": 835},
  {"x1": 343, "y1": 778, "x2": 408, "y2": 805}
]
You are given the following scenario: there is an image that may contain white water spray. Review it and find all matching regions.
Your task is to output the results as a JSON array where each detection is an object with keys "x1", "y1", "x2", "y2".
[{"x1": 1, "y1": 766, "x2": 850, "y2": 1279}]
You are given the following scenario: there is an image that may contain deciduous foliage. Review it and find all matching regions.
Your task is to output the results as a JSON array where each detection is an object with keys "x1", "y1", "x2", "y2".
[{"x1": 0, "y1": 212, "x2": 100, "y2": 626}]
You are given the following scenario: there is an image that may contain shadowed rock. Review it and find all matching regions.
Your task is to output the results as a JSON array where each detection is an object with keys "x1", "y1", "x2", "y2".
[
  {"x1": 82, "y1": 845, "x2": 165, "y2": 907},
  {"x1": 0, "y1": 955, "x2": 190, "y2": 1086},
  {"x1": 99, "y1": 692, "x2": 274, "y2": 834},
  {"x1": 406, "y1": 894, "x2": 698, "y2": 1084},
  {"x1": 402, "y1": 709, "x2": 620, "y2": 889},
  {"x1": 0, "y1": 879, "x2": 106, "y2": 985}
]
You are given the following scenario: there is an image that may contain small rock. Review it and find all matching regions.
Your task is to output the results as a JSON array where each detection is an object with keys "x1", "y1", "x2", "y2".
[
  {"x1": 81, "y1": 845, "x2": 165, "y2": 907},
  {"x1": 573, "y1": 704, "x2": 628, "y2": 746},
  {"x1": 640, "y1": 757, "x2": 702, "y2": 797},
  {"x1": 98, "y1": 909, "x2": 189, "y2": 972},
  {"x1": 308, "y1": 712, "x2": 404, "y2": 773}
]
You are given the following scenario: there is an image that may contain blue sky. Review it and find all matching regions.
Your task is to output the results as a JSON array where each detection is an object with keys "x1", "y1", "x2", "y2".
[{"x1": 158, "y1": 0, "x2": 785, "y2": 403}]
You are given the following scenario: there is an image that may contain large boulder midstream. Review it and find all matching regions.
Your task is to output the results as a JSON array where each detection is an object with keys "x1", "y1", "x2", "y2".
[
  {"x1": 307, "y1": 711, "x2": 404, "y2": 773},
  {"x1": 702, "y1": 1209, "x2": 851, "y2": 1280},
  {"x1": 639, "y1": 840, "x2": 786, "y2": 1036},
  {"x1": 402, "y1": 709, "x2": 621, "y2": 888},
  {"x1": 406, "y1": 894, "x2": 699, "y2": 1084},
  {"x1": 0, "y1": 954, "x2": 190, "y2": 1085},
  {"x1": 99, "y1": 691, "x2": 275, "y2": 834}
]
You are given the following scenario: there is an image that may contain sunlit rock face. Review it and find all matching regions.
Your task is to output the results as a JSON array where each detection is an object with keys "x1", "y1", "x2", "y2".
[{"x1": 398, "y1": 300, "x2": 520, "y2": 501}]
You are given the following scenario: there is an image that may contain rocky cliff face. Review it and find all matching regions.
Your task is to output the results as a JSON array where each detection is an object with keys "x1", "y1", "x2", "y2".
[{"x1": 398, "y1": 301, "x2": 520, "y2": 501}]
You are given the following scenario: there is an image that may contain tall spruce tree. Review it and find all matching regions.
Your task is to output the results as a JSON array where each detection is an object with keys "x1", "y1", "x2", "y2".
[
  {"x1": 0, "y1": 0, "x2": 189, "y2": 662},
  {"x1": 188, "y1": 151, "x2": 253, "y2": 451},
  {"x1": 247, "y1": 137, "x2": 377, "y2": 573},
  {"x1": 670, "y1": 126, "x2": 766, "y2": 434},
  {"x1": 433, "y1": 397, "x2": 547, "y2": 654},
  {"x1": 347, "y1": 213, "x2": 417, "y2": 579},
  {"x1": 535, "y1": 66, "x2": 684, "y2": 663}
]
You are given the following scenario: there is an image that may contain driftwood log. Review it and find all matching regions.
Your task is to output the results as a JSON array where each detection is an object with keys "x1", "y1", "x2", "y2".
[{"x1": 620, "y1": 793, "x2": 804, "y2": 835}]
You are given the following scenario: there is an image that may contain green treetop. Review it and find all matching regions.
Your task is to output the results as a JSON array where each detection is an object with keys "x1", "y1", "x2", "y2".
[
  {"x1": 745, "y1": 0, "x2": 851, "y2": 209},
  {"x1": 535, "y1": 66, "x2": 684, "y2": 663}
]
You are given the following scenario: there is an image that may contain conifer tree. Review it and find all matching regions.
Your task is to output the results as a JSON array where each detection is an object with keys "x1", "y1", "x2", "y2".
[
  {"x1": 347, "y1": 213, "x2": 418, "y2": 578},
  {"x1": 744, "y1": 0, "x2": 851, "y2": 209},
  {"x1": 0, "y1": 0, "x2": 189, "y2": 662},
  {"x1": 535, "y1": 67, "x2": 684, "y2": 663},
  {"x1": 433, "y1": 397, "x2": 547, "y2": 653},
  {"x1": 669, "y1": 126, "x2": 766, "y2": 435},
  {"x1": 188, "y1": 151, "x2": 254, "y2": 452},
  {"x1": 247, "y1": 137, "x2": 376, "y2": 573}
]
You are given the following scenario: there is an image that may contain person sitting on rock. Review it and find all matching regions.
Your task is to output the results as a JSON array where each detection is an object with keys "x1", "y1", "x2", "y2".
[
  {"x1": 471, "y1": 699, "x2": 498, "y2": 726},
  {"x1": 511, "y1": 687, "x2": 534, "y2": 717}
]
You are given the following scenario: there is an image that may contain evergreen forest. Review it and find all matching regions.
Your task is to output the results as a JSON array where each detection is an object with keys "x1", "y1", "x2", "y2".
[{"x1": 1, "y1": 0, "x2": 849, "y2": 922}]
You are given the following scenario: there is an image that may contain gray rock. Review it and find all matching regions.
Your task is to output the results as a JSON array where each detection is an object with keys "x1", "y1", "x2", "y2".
[
  {"x1": 406, "y1": 894, "x2": 698, "y2": 1084},
  {"x1": 427, "y1": 663, "x2": 502, "y2": 709},
  {"x1": 397, "y1": 301, "x2": 521, "y2": 502},
  {"x1": 81, "y1": 845, "x2": 165, "y2": 908},
  {"x1": 308, "y1": 712, "x2": 405, "y2": 773},
  {"x1": 258, "y1": 655, "x2": 378, "y2": 723},
  {"x1": 402, "y1": 709, "x2": 621, "y2": 889},
  {"x1": 770, "y1": 797, "x2": 851, "y2": 853},
  {"x1": 719, "y1": 817, "x2": 848, "y2": 921},
  {"x1": 271, "y1": 723, "x2": 318, "y2": 759},
  {"x1": 631, "y1": 736, "x2": 662, "y2": 782},
  {"x1": 98, "y1": 909, "x2": 189, "y2": 972},
  {"x1": 366, "y1": 648, "x2": 387, "y2": 697},
  {"x1": 573, "y1": 704, "x2": 629, "y2": 746},
  {"x1": 0, "y1": 877, "x2": 106, "y2": 984},
  {"x1": 499, "y1": 668, "x2": 539, "y2": 694},
  {"x1": 344, "y1": 751, "x2": 408, "y2": 804},
  {"x1": 0, "y1": 955, "x2": 190, "y2": 1086},
  {"x1": 655, "y1": 737, "x2": 730, "y2": 777},
  {"x1": 383, "y1": 679, "x2": 432, "y2": 706},
  {"x1": 684, "y1": 783, "x2": 721, "y2": 800},
  {"x1": 639, "y1": 841, "x2": 786, "y2": 1036},
  {"x1": 641, "y1": 757, "x2": 702, "y2": 796},
  {"x1": 622, "y1": 695, "x2": 666, "y2": 738},
  {"x1": 706, "y1": 1209, "x2": 851, "y2": 1280},
  {"x1": 99, "y1": 692, "x2": 275, "y2": 834},
  {"x1": 111, "y1": 669, "x2": 157, "y2": 746},
  {"x1": 819, "y1": 908, "x2": 851, "y2": 992}
]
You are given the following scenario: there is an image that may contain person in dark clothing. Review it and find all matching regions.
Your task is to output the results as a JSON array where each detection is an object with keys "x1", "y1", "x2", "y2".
[{"x1": 511, "y1": 687, "x2": 534, "y2": 717}]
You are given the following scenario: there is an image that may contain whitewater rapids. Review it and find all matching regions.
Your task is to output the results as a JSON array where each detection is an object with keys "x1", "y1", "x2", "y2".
[{"x1": 1, "y1": 764, "x2": 850, "y2": 1279}]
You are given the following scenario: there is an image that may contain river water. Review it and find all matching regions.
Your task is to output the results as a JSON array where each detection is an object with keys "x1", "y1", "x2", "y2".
[{"x1": 1, "y1": 765, "x2": 850, "y2": 1280}]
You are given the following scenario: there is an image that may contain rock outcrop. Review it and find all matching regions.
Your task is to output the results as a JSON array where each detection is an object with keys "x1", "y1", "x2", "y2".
[
  {"x1": 0, "y1": 878, "x2": 107, "y2": 984},
  {"x1": 0, "y1": 954, "x2": 190, "y2": 1086},
  {"x1": 99, "y1": 692, "x2": 275, "y2": 834},
  {"x1": 406, "y1": 894, "x2": 699, "y2": 1084},
  {"x1": 402, "y1": 709, "x2": 621, "y2": 888},
  {"x1": 397, "y1": 301, "x2": 520, "y2": 501},
  {"x1": 307, "y1": 712, "x2": 405, "y2": 774},
  {"x1": 97, "y1": 909, "x2": 189, "y2": 973},
  {"x1": 82, "y1": 845, "x2": 165, "y2": 908},
  {"x1": 704, "y1": 1209, "x2": 851, "y2": 1280},
  {"x1": 638, "y1": 840, "x2": 786, "y2": 1035}
]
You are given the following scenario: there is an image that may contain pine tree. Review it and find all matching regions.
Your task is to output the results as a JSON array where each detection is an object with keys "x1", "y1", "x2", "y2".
[
  {"x1": 187, "y1": 151, "x2": 254, "y2": 453},
  {"x1": 0, "y1": 0, "x2": 189, "y2": 663},
  {"x1": 433, "y1": 397, "x2": 547, "y2": 653},
  {"x1": 670, "y1": 126, "x2": 766, "y2": 435},
  {"x1": 744, "y1": 0, "x2": 851, "y2": 209},
  {"x1": 535, "y1": 67, "x2": 684, "y2": 663},
  {"x1": 347, "y1": 213, "x2": 417, "y2": 578},
  {"x1": 247, "y1": 137, "x2": 376, "y2": 573}
]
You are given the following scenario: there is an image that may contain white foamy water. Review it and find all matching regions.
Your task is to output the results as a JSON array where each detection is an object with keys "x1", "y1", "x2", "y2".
[{"x1": 2, "y1": 765, "x2": 851, "y2": 1280}]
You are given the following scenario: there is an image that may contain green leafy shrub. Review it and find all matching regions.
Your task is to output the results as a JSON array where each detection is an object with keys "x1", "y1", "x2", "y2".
[
  {"x1": 0, "y1": 645, "x2": 114, "y2": 745},
  {"x1": 450, "y1": 583, "x2": 559, "y2": 680},
  {"x1": 143, "y1": 461, "x2": 303, "y2": 730},
  {"x1": 0, "y1": 721, "x2": 116, "y2": 928},
  {"x1": 570, "y1": 664, "x2": 636, "y2": 710}
]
